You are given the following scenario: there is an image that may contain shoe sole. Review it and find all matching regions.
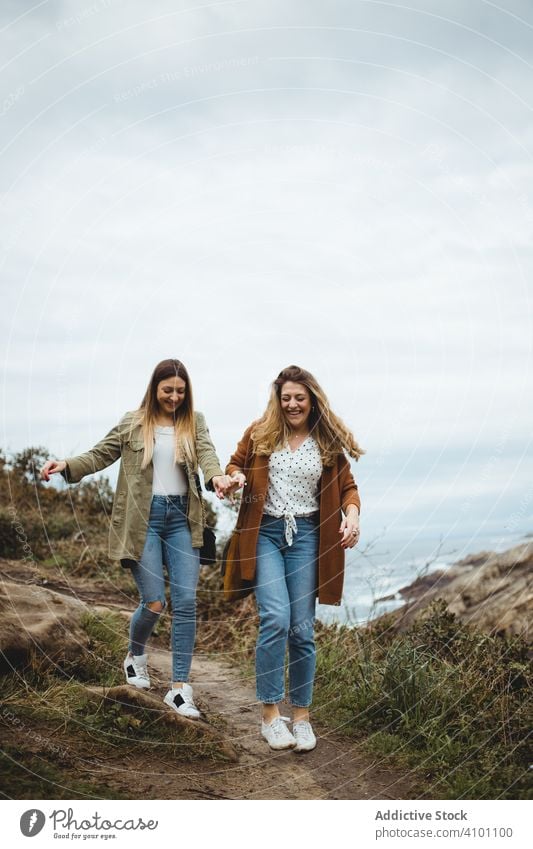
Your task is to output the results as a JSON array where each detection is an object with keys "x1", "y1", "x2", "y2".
[
  {"x1": 293, "y1": 743, "x2": 317, "y2": 753},
  {"x1": 261, "y1": 736, "x2": 297, "y2": 751}
]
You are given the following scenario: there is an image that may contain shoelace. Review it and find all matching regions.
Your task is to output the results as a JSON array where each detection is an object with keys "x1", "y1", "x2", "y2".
[
  {"x1": 293, "y1": 721, "x2": 313, "y2": 739},
  {"x1": 129, "y1": 659, "x2": 148, "y2": 679},
  {"x1": 266, "y1": 716, "x2": 291, "y2": 738},
  {"x1": 180, "y1": 687, "x2": 198, "y2": 708}
]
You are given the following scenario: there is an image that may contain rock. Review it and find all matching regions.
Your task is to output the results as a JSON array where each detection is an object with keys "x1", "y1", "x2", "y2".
[
  {"x1": 375, "y1": 592, "x2": 398, "y2": 603},
  {"x1": 0, "y1": 579, "x2": 90, "y2": 673},
  {"x1": 396, "y1": 570, "x2": 449, "y2": 600},
  {"x1": 85, "y1": 685, "x2": 239, "y2": 761},
  {"x1": 373, "y1": 541, "x2": 533, "y2": 641}
]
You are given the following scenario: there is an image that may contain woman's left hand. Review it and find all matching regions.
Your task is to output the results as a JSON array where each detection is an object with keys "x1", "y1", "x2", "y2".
[
  {"x1": 339, "y1": 508, "x2": 360, "y2": 549},
  {"x1": 211, "y1": 474, "x2": 235, "y2": 500}
]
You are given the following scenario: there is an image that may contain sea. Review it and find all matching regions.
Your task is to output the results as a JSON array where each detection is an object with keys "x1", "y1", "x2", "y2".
[
  {"x1": 212, "y1": 499, "x2": 531, "y2": 627},
  {"x1": 316, "y1": 527, "x2": 531, "y2": 626}
]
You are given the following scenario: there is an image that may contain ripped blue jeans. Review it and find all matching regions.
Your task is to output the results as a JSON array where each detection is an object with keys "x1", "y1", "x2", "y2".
[{"x1": 128, "y1": 494, "x2": 200, "y2": 682}]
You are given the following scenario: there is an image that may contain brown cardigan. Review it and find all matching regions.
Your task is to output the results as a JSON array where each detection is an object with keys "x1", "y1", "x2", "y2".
[{"x1": 226, "y1": 424, "x2": 361, "y2": 605}]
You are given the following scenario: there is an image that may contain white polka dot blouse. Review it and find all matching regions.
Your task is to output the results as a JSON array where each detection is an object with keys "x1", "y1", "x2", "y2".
[{"x1": 263, "y1": 435, "x2": 323, "y2": 545}]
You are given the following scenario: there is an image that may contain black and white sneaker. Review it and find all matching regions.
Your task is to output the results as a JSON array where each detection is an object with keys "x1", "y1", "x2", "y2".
[
  {"x1": 123, "y1": 653, "x2": 150, "y2": 689},
  {"x1": 163, "y1": 684, "x2": 201, "y2": 719}
]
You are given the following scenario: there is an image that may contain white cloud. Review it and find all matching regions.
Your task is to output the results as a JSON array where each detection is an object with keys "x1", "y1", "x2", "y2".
[{"x1": 1, "y1": 0, "x2": 532, "y2": 539}]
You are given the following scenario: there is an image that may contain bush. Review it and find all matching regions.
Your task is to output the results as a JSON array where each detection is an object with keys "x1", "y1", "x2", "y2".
[
  {"x1": 313, "y1": 601, "x2": 532, "y2": 799},
  {"x1": 0, "y1": 445, "x2": 115, "y2": 561}
]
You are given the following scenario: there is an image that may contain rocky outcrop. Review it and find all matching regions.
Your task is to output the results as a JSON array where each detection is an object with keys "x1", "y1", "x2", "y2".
[
  {"x1": 377, "y1": 541, "x2": 533, "y2": 641},
  {"x1": 0, "y1": 579, "x2": 90, "y2": 673},
  {"x1": 85, "y1": 685, "x2": 239, "y2": 762}
]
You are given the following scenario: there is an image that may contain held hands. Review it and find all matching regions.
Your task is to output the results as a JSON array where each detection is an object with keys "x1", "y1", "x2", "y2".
[
  {"x1": 339, "y1": 506, "x2": 360, "y2": 549},
  {"x1": 40, "y1": 460, "x2": 67, "y2": 482},
  {"x1": 211, "y1": 474, "x2": 246, "y2": 500},
  {"x1": 211, "y1": 475, "x2": 233, "y2": 499},
  {"x1": 210, "y1": 471, "x2": 246, "y2": 502},
  {"x1": 229, "y1": 471, "x2": 246, "y2": 491},
  {"x1": 227, "y1": 472, "x2": 246, "y2": 503}
]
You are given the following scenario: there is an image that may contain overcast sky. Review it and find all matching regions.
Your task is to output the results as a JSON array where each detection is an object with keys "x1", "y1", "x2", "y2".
[{"x1": 1, "y1": 0, "x2": 532, "y2": 544}]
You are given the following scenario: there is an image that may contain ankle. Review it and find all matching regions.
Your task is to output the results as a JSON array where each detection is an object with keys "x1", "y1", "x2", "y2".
[
  {"x1": 262, "y1": 704, "x2": 281, "y2": 724},
  {"x1": 293, "y1": 709, "x2": 310, "y2": 723}
]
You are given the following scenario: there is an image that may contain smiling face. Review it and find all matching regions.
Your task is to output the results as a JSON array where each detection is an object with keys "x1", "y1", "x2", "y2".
[
  {"x1": 156, "y1": 375, "x2": 186, "y2": 417},
  {"x1": 279, "y1": 381, "x2": 312, "y2": 431}
]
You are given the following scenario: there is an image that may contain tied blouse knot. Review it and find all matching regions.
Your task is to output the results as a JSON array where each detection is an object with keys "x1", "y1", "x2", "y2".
[{"x1": 263, "y1": 436, "x2": 323, "y2": 545}]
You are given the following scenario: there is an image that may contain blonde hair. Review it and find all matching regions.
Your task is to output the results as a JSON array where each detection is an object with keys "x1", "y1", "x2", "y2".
[
  {"x1": 251, "y1": 365, "x2": 365, "y2": 467},
  {"x1": 129, "y1": 359, "x2": 197, "y2": 469}
]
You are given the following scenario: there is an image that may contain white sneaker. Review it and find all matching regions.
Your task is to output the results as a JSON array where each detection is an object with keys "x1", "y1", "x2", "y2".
[
  {"x1": 292, "y1": 720, "x2": 317, "y2": 752},
  {"x1": 164, "y1": 684, "x2": 201, "y2": 720},
  {"x1": 123, "y1": 653, "x2": 150, "y2": 689},
  {"x1": 261, "y1": 715, "x2": 296, "y2": 750}
]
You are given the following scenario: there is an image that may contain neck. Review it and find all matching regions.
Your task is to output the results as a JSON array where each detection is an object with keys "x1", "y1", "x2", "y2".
[
  {"x1": 155, "y1": 414, "x2": 176, "y2": 427},
  {"x1": 289, "y1": 425, "x2": 309, "y2": 437}
]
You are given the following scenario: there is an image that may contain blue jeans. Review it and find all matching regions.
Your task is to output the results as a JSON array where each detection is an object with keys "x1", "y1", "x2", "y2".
[
  {"x1": 254, "y1": 514, "x2": 319, "y2": 707},
  {"x1": 128, "y1": 495, "x2": 200, "y2": 683}
]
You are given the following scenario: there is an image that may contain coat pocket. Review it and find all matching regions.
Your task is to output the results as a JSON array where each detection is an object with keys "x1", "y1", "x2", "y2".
[
  {"x1": 111, "y1": 491, "x2": 126, "y2": 525},
  {"x1": 123, "y1": 437, "x2": 144, "y2": 468}
]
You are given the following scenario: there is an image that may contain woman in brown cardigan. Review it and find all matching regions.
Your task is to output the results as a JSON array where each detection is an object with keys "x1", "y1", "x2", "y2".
[{"x1": 226, "y1": 365, "x2": 364, "y2": 752}]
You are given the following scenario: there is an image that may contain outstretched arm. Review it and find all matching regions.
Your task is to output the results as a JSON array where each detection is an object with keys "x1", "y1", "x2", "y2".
[{"x1": 41, "y1": 422, "x2": 123, "y2": 484}]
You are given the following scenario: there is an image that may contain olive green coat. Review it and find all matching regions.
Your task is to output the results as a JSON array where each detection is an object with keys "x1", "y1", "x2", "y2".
[{"x1": 62, "y1": 411, "x2": 223, "y2": 561}]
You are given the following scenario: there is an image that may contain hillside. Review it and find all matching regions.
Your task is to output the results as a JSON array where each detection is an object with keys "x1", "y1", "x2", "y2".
[{"x1": 376, "y1": 540, "x2": 532, "y2": 641}]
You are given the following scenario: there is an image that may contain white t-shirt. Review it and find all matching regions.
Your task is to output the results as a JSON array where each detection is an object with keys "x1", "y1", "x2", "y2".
[
  {"x1": 263, "y1": 435, "x2": 322, "y2": 545},
  {"x1": 151, "y1": 426, "x2": 188, "y2": 496}
]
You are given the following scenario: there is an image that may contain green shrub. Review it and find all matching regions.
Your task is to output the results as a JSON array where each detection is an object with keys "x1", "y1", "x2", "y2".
[{"x1": 313, "y1": 601, "x2": 532, "y2": 799}]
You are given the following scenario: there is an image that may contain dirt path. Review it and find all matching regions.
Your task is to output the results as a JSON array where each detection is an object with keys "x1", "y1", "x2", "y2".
[
  {"x1": 1, "y1": 561, "x2": 421, "y2": 800},
  {"x1": 127, "y1": 646, "x2": 419, "y2": 800}
]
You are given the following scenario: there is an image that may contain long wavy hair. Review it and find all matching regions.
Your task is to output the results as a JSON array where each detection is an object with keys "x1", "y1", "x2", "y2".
[
  {"x1": 251, "y1": 365, "x2": 365, "y2": 467},
  {"x1": 130, "y1": 359, "x2": 196, "y2": 469}
]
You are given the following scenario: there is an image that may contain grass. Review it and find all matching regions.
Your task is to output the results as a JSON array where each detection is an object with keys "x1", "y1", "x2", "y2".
[
  {"x1": 196, "y1": 571, "x2": 532, "y2": 799},
  {"x1": 196, "y1": 564, "x2": 258, "y2": 656},
  {"x1": 75, "y1": 611, "x2": 129, "y2": 685},
  {"x1": 2, "y1": 452, "x2": 530, "y2": 800},
  {"x1": 2, "y1": 665, "x2": 221, "y2": 753},
  {"x1": 0, "y1": 610, "x2": 229, "y2": 799},
  {"x1": 311, "y1": 601, "x2": 532, "y2": 799},
  {"x1": 0, "y1": 746, "x2": 126, "y2": 800}
]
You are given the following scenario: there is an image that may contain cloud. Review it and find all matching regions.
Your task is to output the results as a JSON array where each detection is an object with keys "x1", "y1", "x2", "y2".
[{"x1": 1, "y1": 0, "x2": 532, "y2": 540}]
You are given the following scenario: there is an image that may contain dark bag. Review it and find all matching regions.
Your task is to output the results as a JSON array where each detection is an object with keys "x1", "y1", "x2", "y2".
[
  {"x1": 194, "y1": 473, "x2": 217, "y2": 566},
  {"x1": 200, "y1": 525, "x2": 217, "y2": 566},
  {"x1": 220, "y1": 528, "x2": 254, "y2": 602}
]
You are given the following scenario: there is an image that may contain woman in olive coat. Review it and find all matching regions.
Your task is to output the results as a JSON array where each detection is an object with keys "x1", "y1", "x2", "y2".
[{"x1": 41, "y1": 358, "x2": 233, "y2": 719}]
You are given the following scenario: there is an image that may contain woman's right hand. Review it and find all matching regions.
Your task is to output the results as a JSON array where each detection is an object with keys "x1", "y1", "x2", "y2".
[
  {"x1": 224, "y1": 472, "x2": 246, "y2": 501},
  {"x1": 228, "y1": 472, "x2": 246, "y2": 492},
  {"x1": 40, "y1": 459, "x2": 67, "y2": 482}
]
